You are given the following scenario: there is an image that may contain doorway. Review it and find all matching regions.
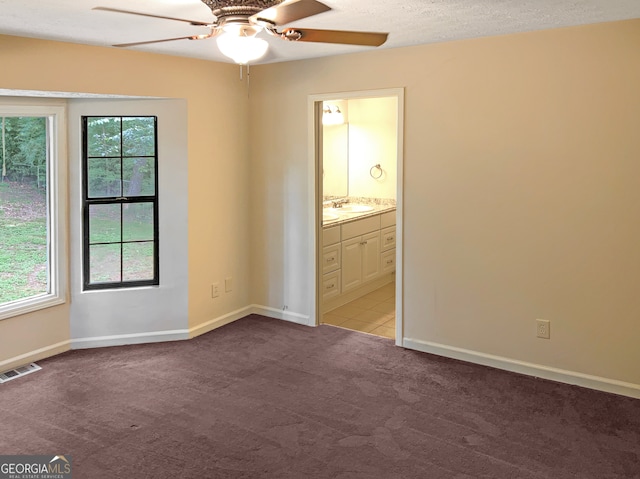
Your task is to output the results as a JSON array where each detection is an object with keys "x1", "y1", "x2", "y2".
[{"x1": 309, "y1": 89, "x2": 404, "y2": 345}]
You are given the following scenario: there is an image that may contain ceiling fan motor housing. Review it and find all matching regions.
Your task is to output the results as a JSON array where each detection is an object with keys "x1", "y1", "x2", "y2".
[{"x1": 201, "y1": 0, "x2": 284, "y2": 19}]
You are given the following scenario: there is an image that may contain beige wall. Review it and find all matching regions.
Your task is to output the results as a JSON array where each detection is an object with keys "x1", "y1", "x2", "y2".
[
  {"x1": 249, "y1": 19, "x2": 640, "y2": 385},
  {"x1": 0, "y1": 34, "x2": 251, "y2": 364},
  {"x1": 1, "y1": 19, "x2": 639, "y2": 389}
]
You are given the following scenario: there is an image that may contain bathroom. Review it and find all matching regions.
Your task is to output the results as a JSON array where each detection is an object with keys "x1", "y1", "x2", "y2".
[{"x1": 320, "y1": 94, "x2": 398, "y2": 339}]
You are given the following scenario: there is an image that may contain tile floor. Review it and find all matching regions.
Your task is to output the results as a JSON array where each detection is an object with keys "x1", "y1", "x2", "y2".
[{"x1": 322, "y1": 282, "x2": 395, "y2": 339}]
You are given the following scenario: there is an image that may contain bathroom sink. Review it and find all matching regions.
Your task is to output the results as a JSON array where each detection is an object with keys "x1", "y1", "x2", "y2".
[
  {"x1": 337, "y1": 204, "x2": 374, "y2": 214},
  {"x1": 323, "y1": 212, "x2": 340, "y2": 223}
]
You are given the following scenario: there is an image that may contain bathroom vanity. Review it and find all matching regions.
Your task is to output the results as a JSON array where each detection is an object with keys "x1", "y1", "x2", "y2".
[{"x1": 322, "y1": 207, "x2": 396, "y2": 311}]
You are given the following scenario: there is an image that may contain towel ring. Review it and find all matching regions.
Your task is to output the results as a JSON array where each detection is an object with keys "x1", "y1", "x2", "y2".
[{"x1": 370, "y1": 164, "x2": 383, "y2": 179}]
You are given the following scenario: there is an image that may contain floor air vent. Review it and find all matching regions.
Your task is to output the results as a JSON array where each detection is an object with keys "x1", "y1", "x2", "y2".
[{"x1": 0, "y1": 363, "x2": 41, "y2": 384}]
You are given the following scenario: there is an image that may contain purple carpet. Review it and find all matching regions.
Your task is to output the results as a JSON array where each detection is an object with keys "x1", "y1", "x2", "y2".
[{"x1": 1, "y1": 315, "x2": 639, "y2": 478}]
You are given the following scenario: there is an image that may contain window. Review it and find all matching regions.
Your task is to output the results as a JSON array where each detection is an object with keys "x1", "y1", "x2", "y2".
[
  {"x1": 82, "y1": 116, "x2": 159, "y2": 290},
  {"x1": 0, "y1": 104, "x2": 66, "y2": 320}
]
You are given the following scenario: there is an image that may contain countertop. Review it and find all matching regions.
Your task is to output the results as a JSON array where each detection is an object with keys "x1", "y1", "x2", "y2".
[{"x1": 322, "y1": 204, "x2": 396, "y2": 228}]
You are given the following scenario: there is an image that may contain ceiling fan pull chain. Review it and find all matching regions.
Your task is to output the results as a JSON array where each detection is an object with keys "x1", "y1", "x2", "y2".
[{"x1": 247, "y1": 64, "x2": 251, "y2": 98}]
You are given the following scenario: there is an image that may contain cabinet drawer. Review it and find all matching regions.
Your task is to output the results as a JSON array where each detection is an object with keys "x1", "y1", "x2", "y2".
[
  {"x1": 322, "y1": 244, "x2": 341, "y2": 274},
  {"x1": 323, "y1": 225, "x2": 341, "y2": 246},
  {"x1": 381, "y1": 249, "x2": 396, "y2": 274},
  {"x1": 381, "y1": 226, "x2": 396, "y2": 251},
  {"x1": 322, "y1": 270, "x2": 341, "y2": 300},
  {"x1": 380, "y1": 210, "x2": 396, "y2": 228},
  {"x1": 341, "y1": 215, "x2": 380, "y2": 240}
]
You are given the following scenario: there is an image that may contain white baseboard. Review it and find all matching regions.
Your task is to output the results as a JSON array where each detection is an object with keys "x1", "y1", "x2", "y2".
[
  {"x1": 251, "y1": 304, "x2": 314, "y2": 326},
  {"x1": 71, "y1": 329, "x2": 190, "y2": 349},
  {"x1": 2, "y1": 306, "x2": 306, "y2": 366},
  {"x1": 9, "y1": 315, "x2": 636, "y2": 400},
  {"x1": 0, "y1": 340, "x2": 71, "y2": 372},
  {"x1": 189, "y1": 305, "x2": 254, "y2": 338},
  {"x1": 403, "y1": 337, "x2": 640, "y2": 400},
  {"x1": 72, "y1": 306, "x2": 258, "y2": 347}
]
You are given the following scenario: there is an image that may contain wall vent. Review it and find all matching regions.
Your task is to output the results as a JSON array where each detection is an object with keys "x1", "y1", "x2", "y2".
[{"x1": 0, "y1": 363, "x2": 41, "y2": 384}]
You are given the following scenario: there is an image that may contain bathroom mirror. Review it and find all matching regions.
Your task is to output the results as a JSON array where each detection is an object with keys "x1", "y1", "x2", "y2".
[{"x1": 322, "y1": 121, "x2": 348, "y2": 198}]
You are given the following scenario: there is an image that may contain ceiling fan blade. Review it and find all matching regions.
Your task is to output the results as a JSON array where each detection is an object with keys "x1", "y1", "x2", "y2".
[
  {"x1": 93, "y1": 7, "x2": 213, "y2": 26},
  {"x1": 283, "y1": 28, "x2": 388, "y2": 46},
  {"x1": 251, "y1": 0, "x2": 330, "y2": 26},
  {"x1": 113, "y1": 35, "x2": 211, "y2": 48}
]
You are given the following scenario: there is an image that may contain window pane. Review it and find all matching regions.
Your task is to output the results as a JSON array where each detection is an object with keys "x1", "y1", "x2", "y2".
[
  {"x1": 83, "y1": 115, "x2": 158, "y2": 290},
  {"x1": 122, "y1": 117, "x2": 155, "y2": 156},
  {"x1": 123, "y1": 242, "x2": 155, "y2": 281},
  {"x1": 123, "y1": 158, "x2": 155, "y2": 196},
  {"x1": 89, "y1": 244, "x2": 121, "y2": 283},
  {"x1": 123, "y1": 203, "x2": 154, "y2": 241},
  {"x1": 87, "y1": 117, "x2": 121, "y2": 157},
  {"x1": 0, "y1": 116, "x2": 50, "y2": 305},
  {"x1": 89, "y1": 204, "x2": 121, "y2": 243},
  {"x1": 88, "y1": 157, "x2": 122, "y2": 198}
]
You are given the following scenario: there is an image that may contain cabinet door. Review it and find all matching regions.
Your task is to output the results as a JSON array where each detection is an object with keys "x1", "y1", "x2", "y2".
[
  {"x1": 341, "y1": 236, "x2": 363, "y2": 293},
  {"x1": 362, "y1": 231, "x2": 381, "y2": 283}
]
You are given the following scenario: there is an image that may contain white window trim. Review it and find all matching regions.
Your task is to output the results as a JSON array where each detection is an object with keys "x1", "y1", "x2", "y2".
[{"x1": 0, "y1": 102, "x2": 68, "y2": 321}]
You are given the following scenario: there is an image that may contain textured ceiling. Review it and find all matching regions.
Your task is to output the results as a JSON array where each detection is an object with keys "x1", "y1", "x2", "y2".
[{"x1": 0, "y1": 0, "x2": 638, "y2": 65}]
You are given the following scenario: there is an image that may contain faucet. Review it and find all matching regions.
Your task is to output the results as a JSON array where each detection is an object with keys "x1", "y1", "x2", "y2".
[{"x1": 331, "y1": 198, "x2": 349, "y2": 208}]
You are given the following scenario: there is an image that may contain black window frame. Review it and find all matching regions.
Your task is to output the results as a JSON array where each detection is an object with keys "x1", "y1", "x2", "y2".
[{"x1": 81, "y1": 115, "x2": 159, "y2": 291}]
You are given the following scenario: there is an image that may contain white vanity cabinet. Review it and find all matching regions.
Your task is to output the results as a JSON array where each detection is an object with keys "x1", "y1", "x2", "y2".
[{"x1": 322, "y1": 209, "x2": 395, "y2": 307}]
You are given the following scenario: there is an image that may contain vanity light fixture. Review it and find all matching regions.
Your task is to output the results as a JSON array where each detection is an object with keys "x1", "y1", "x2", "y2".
[{"x1": 322, "y1": 105, "x2": 345, "y2": 125}]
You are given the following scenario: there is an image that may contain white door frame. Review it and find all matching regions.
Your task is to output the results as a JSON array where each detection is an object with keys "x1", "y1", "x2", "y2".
[{"x1": 307, "y1": 88, "x2": 405, "y2": 346}]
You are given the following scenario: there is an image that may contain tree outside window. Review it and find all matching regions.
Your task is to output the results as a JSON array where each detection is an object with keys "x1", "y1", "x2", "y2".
[
  {"x1": 0, "y1": 104, "x2": 66, "y2": 320},
  {"x1": 82, "y1": 116, "x2": 159, "y2": 290},
  {"x1": 0, "y1": 117, "x2": 48, "y2": 304}
]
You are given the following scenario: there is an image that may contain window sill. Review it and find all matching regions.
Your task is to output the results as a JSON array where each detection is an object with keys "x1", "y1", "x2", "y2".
[{"x1": 0, "y1": 295, "x2": 66, "y2": 321}]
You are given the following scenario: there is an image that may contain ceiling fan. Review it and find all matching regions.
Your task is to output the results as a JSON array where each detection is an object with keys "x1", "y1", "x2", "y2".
[{"x1": 94, "y1": 0, "x2": 389, "y2": 64}]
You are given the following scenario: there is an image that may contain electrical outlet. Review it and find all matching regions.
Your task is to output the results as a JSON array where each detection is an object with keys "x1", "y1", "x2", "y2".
[
  {"x1": 536, "y1": 319, "x2": 550, "y2": 339},
  {"x1": 225, "y1": 277, "x2": 233, "y2": 293},
  {"x1": 211, "y1": 282, "x2": 220, "y2": 299}
]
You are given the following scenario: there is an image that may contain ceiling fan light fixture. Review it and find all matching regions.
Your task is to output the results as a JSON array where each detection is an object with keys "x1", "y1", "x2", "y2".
[{"x1": 216, "y1": 23, "x2": 269, "y2": 64}]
